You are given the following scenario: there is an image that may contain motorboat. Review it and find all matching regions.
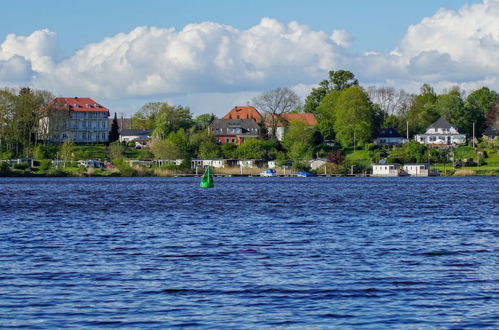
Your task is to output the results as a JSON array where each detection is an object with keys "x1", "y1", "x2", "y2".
[{"x1": 260, "y1": 169, "x2": 277, "y2": 177}]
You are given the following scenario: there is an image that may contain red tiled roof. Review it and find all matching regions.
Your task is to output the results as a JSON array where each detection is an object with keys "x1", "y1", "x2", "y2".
[
  {"x1": 222, "y1": 106, "x2": 263, "y2": 122},
  {"x1": 48, "y1": 97, "x2": 109, "y2": 112},
  {"x1": 281, "y1": 113, "x2": 317, "y2": 126}
]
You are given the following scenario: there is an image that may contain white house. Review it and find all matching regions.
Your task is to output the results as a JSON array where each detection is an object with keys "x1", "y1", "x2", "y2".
[
  {"x1": 202, "y1": 159, "x2": 226, "y2": 168},
  {"x1": 414, "y1": 116, "x2": 466, "y2": 147},
  {"x1": 119, "y1": 129, "x2": 151, "y2": 148},
  {"x1": 309, "y1": 158, "x2": 327, "y2": 170},
  {"x1": 372, "y1": 163, "x2": 404, "y2": 177},
  {"x1": 403, "y1": 163, "x2": 439, "y2": 176},
  {"x1": 39, "y1": 97, "x2": 109, "y2": 144},
  {"x1": 375, "y1": 128, "x2": 407, "y2": 146}
]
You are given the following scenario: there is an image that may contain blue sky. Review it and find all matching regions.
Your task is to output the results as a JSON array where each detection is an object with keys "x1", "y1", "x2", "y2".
[{"x1": 1, "y1": 0, "x2": 496, "y2": 116}]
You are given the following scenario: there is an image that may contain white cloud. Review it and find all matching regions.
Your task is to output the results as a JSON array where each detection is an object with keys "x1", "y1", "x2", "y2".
[{"x1": 1, "y1": 1, "x2": 499, "y2": 115}]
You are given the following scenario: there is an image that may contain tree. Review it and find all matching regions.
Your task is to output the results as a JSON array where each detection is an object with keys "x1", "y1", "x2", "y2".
[
  {"x1": 405, "y1": 84, "x2": 439, "y2": 136},
  {"x1": 253, "y1": 87, "x2": 301, "y2": 138},
  {"x1": 151, "y1": 129, "x2": 191, "y2": 160},
  {"x1": 58, "y1": 137, "x2": 74, "y2": 168},
  {"x1": 327, "y1": 150, "x2": 345, "y2": 164},
  {"x1": 109, "y1": 113, "x2": 120, "y2": 143},
  {"x1": 131, "y1": 102, "x2": 164, "y2": 129},
  {"x1": 152, "y1": 104, "x2": 193, "y2": 139},
  {"x1": 0, "y1": 87, "x2": 53, "y2": 157},
  {"x1": 314, "y1": 90, "x2": 342, "y2": 140},
  {"x1": 237, "y1": 138, "x2": 278, "y2": 160},
  {"x1": 193, "y1": 113, "x2": 216, "y2": 132},
  {"x1": 333, "y1": 86, "x2": 375, "y2": 147},
  {"x1": 366, "y1": 86, "x2": 413, "y2": 116},
  {"x1": 109, "y1": 141, "x2": 125, "y2": 161},
  {"x1": 304, "y1": 70, "x2": 358, "y2": 114},
  {"x1": 190, "y1": 130, "x2": 220, "y2": 158}
]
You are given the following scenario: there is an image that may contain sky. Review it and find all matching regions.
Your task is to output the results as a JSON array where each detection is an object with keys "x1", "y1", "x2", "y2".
[{"x1": 1, "y1": 0, "x2": 497, "y2": 117}]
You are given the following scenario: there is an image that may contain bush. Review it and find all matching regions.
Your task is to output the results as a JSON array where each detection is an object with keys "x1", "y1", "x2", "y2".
[
  {"x1": 14, "y1": 162, "x2": 29, "y2": 170},
  {"x1": 39, "y1": 159, "x2": 52, "y2": 171},
  {"x1": 0, "y1": 162, "x2": 10, "y2": 175}
]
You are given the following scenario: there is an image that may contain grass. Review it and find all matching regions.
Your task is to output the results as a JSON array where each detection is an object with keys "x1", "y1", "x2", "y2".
[{"x1": 345, "y1": 149, "x2": 370, "y2": 160}]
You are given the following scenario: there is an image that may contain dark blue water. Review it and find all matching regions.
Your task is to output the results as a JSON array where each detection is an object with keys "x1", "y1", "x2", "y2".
[{"x1": 1, "y1": 177, "x2": 498, "y2": 328}]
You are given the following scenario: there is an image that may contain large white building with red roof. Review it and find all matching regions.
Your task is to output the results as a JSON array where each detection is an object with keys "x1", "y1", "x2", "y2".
[{"x1": 39, "y1": 97, "x2": 110, "y2": 144}]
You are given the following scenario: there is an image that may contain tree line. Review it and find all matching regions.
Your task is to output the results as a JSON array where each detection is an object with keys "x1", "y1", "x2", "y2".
[{"x1": 1, "y1": 70, "x2": 499, "y2": 165}]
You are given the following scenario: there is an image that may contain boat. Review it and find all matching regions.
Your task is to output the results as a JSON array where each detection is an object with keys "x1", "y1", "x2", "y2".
[
  {"x1": 260, "y1": 168, "x2": 277, "y2": 177},
  {"x1": 199, "y1": 166, "x2": 214, "y2": 188},
  {"x1": 296, "y1": 171, "x2": 314, "y2": 177}
]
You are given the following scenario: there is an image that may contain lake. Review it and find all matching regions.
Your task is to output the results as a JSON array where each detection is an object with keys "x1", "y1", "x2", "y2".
[{"x1": 0, "y1": 177, "x2": 498, "y2": 328}]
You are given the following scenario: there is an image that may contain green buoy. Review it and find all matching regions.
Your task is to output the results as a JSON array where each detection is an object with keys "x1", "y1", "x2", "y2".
[{"x1": 199, "y1": 165, "x2": 214, "y2": 188}]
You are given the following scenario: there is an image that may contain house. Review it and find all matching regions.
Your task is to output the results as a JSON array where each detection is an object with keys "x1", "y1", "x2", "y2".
[
  {"x1": 209, "y1": 118, "x2": 262, "y2": 145},
  {"x1": 222, "y1": 106, "x2": 263, "y2": 122},
  {"x1": 119, "y1": 129, "x2": 151, "y2": 147},
  {"x1": 202, "y1": 159, "x2": 226, "y2": 168},
  {"x1": 375, "y1": 128, "x2": 407, "y2": 146},
  {"x1": 483, "y1": 126, "x2": 499, "y2": 140},
  {"x1": 271, "y1": 113, "x2": 317, "y2": 141},
  {"x1": 414, "y1": 116, "x2": 466, "y2": 147},
  {"x1": 156, "y1": 159, "x2": 184, "y2": 167},
  {"x1": 403, "y1": 163, "x2": 439, "y2": 176},
  {"x1": 310, "y1": 158, "x2": 327, "y2": 170},
  {"x1": 39, "y1": 97, "x2": 109, "y2": 144},
  {"x1": 372, "y1": 163, "x2": 404, "y2": 177},
  {"x1": 238, "y1": 159, "x2": 268, "y2": 168}
]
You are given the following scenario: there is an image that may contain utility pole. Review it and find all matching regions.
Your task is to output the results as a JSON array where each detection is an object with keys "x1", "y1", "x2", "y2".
[
  {"x1": 472, "y1": 121, "x2": 476, "y2": 148},
  {"x1": 406, "y1": 121, "x2": 409, "y2": 140}
]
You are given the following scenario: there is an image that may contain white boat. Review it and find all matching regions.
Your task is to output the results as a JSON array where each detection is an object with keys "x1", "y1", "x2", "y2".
[{"x1": 260, "y1": 169, "x2": 277, "y2": 177}]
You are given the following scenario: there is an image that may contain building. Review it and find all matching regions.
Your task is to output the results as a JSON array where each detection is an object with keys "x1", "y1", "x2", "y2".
[
  {"x1": 119, "y1": 129, "x2": 151, "y2": 147},
  {"x1": 483, "y1": 126, "x2": 499, "y2": 141},
  {"x1": 40, "y1": 97, "x2": 109, "y2": 144},
  {"x1": 272, "y1": 113, "x2": 317, "y2": 141},
  {"x1": 372, "y1": 163, "x2": 404, "y2": 177},
  {"x1": 414, "y1": 116, "x2": 466, "y2": 147},
  {"x1": 222, "y1": 106, "x2": 263, "y2": 122},
  {"x1": 209, "y1": 118, "x2": 262, "y2": 145},
  {"x1": 403, "y1": 163, "x2": 439, "y2": 176},
  {"x1": 375, "y1": 128, "x2": 407, "y2": 146}
]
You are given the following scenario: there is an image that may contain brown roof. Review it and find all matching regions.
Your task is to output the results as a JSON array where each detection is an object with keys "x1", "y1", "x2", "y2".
[{"x1": 222, "y1": 106, "x2": 263, "y2": 122}]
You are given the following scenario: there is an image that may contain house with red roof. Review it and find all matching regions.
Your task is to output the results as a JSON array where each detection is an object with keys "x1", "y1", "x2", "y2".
[
  {"x1": 39, "y1": 97, "x2": 110, "y2": 144},
  {"x1": 273, "y1": 113, "x2": 317, "y2": 141},
  {"x1": 222, "y1": 106, "x2": 263, "y2": 122}
]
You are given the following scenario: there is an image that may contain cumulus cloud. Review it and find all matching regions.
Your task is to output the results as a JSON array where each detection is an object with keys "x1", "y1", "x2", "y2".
[
  {"x1": 1, "y1": 0, "x2": 499, "y2": 115},
  {"x1": 31, "y1": 18, "x2": 346, "y2": 99}
]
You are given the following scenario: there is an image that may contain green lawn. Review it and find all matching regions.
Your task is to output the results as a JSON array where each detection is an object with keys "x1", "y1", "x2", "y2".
[{"x1": 345, "y1": 149, "x2": 370, "y2": 160}]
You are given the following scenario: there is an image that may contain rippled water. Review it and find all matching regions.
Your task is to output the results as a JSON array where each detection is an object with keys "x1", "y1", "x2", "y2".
[{"x1": 1, "y1": 177, "x2": 498, "y2": 328}]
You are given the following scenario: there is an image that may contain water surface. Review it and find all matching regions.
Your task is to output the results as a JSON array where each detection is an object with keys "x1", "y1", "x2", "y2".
[{"x1": 1, "y1": 177, "x2": 498, "y2": 328}]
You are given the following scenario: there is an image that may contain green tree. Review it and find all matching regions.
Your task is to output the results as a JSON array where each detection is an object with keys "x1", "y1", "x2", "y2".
[
  {"x1": 190, "y1": 130, "x2": 220, "y2": 158},
  {"x1": 314, "y1": 90, "x2": 342, "y2": 140},
  {"x1": 109, "y1": 113, "x2": 120, "y2": 143},
  {"x1": 108, "y1": 141, "x2": 125, "y2": 161},
  {"x1": 282, "y1": 120, "x2": 317, "y2": 157},
  {"x1": 237, "y1": 138, "x2": 278, "y2": 160},
  {"x1": 58, "y1": 138, "x2": 74, "y2": 168},
  {"x1": 220, "y1": 143, "x2": 238, "y2": 159},
  {"x1": 333, "y1": 86, "x2": 375, "y2": 147},
  {"x1": 131, "y1": 102, "x2": 164, "y2": 129},
  {"x1": 304, "y1": 70, "x2": 358, "y2": 114},
  {"x1": 193, "y1": 113, "x2": 216, "y2": 132},
  {"x1": 405, "y1": 84, "x2": 439, "y2": 136},
  {"x1": 152, "y1": 104, "x2": 193, "y2": 139}
]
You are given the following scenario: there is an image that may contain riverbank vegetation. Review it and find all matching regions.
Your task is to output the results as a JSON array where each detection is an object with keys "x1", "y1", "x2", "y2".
[{"x1": 1, "y1": 70, "x2": 499, "y2": 177}]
